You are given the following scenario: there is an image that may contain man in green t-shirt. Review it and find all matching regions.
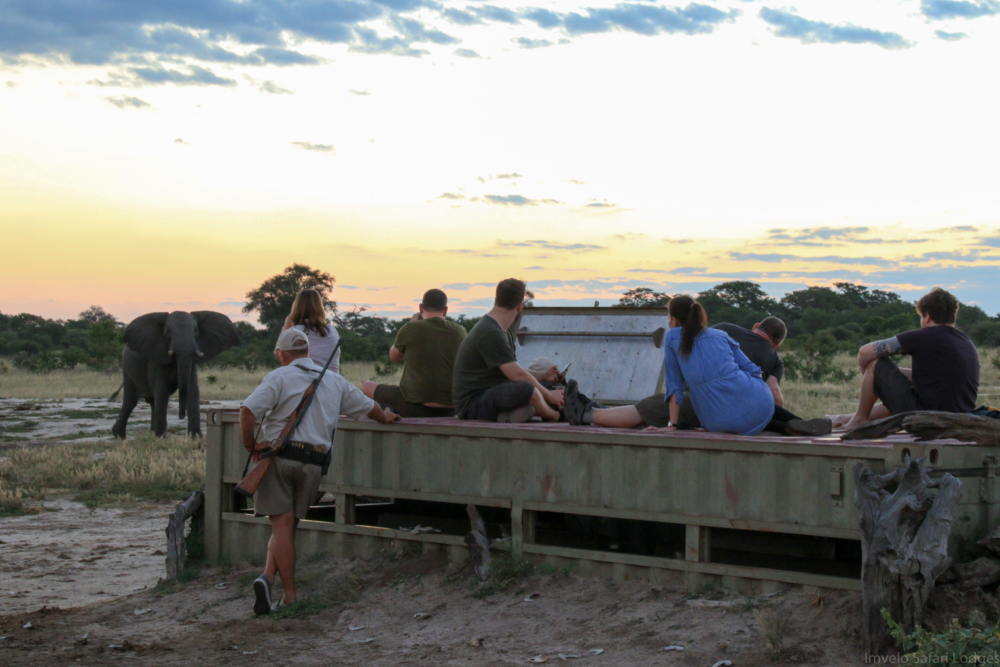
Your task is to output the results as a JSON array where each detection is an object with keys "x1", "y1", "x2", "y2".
[
  {"x1": 452, "y1": 279, "x2": 565, "y2": 423},
  {"x1": 362, "y1": 289, "x2": 467, "y2": 417}
]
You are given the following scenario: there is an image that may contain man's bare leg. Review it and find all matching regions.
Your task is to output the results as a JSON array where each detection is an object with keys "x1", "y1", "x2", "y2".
[
  {"x1": 360, "y1": 381, "x2": 378, "y2": 400},
  {"x1": 529, "y1": 388, "x2": 561, "y2": 422},
  {"x1": 591, "y1": 405, "x2": 645, "y2": 428},
  {"x1": 264, "y1": 512, "x2": 299, "y2": 604},
  {"x1": 841, "y1": 360, "x2": 883, "y2": 431}
]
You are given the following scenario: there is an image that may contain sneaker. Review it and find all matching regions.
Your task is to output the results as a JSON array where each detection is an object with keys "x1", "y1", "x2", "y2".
[
  {"x1": 562, "y1": 380, "x2": 588, "y2": 426},
  {"x1": 497, "y1": 405, "x2": 536, "y2": 424},
  {"x1": 253, "y1": 575, "x2": 272, "y2": 616},
  {"x1": 785, "y1": 418, "x2": 833, "y2": 437}
]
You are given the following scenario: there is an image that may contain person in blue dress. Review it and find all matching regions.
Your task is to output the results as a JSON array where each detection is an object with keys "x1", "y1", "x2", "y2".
[{"x1": 637, "y1": 295, "x2": 831, "y2": 436}]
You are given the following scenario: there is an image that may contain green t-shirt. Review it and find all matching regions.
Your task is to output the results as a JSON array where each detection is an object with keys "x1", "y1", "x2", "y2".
[
  {"x1": 395, "y1": 317, "x2": 468, "y2": 405},
  {"x1": 452, "y1": 314, "x2": 518, "y2": 413}
]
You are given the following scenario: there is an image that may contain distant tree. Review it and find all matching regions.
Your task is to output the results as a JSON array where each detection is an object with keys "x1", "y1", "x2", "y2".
[
  {"x1": 698, "y1": 281, "x2": 776, "y2": 311},
  {"x1": 243, "y1": 264, "x2": 336, "y2": 333},
  {"x1": 616, "y1": 287, "x2": 670, "y2": 308},
  {"x1": 780, "y1": 286, "x2": 851, "y2": 314},
  {"x1": 833, "y1": 283, "x2": 907, "y2": 309},
  {"x1": 77, "y1": 305, "x2": 118, "y2": 324},
  {"x1": 524, "y1": 290, "x2": 536, "y2": 308}
]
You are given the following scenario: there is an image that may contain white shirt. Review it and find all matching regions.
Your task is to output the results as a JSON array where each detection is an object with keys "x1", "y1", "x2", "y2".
[
  {"x1": 292, "y1": 323, "x2": 341, "y2": 372},
  {"x1": 242, "y1": 357, "x2": 373, "y2": 449}
]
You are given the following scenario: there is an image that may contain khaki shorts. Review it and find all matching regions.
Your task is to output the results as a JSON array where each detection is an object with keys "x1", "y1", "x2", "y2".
[{"x1": 253, "y1": 456, "x2": 323, "y2": 520}]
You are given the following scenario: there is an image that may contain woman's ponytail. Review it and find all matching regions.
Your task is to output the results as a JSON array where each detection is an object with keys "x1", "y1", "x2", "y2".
[{"x1": 669, "y1": 295, "x2": 708, "y2": 358}]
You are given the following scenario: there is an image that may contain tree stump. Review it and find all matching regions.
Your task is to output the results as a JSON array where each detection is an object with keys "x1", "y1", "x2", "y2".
[
  {"x1": 465, "y1": 504, "x2": 492, "y2": 582},
  {"x1": 854, "y1": 457, "x2": 963, "y2": 656},
  {"x1": 843, "y1": 411, "x2": 1000, "y2": 445},
  {"x1": 165, "y1": 489, "x2": 205, "y2": 580}
]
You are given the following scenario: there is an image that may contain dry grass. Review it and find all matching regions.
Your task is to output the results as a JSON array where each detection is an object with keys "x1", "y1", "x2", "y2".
[
  {"x1": 0, "y1": 432, "x2": 205, "y2": 514},
  {"x1": 0, "y1": 360, "x2": 402, "y2": 400}
]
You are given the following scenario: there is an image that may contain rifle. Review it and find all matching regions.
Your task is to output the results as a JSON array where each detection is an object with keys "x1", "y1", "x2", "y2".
[{"x1": 234, "y1": 340, "x2": 342, "y2": 498}]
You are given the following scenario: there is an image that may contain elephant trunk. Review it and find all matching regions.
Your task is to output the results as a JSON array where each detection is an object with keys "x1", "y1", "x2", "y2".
[{"x1": 177, "y1": 355, "x2": 194, "y2": 420}]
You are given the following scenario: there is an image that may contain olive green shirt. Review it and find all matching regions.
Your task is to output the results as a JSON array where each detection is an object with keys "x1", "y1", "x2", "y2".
[
  {"x1": 395, "y1": 317, "x2": 468, "y2": 405},
  {"x1": 452, "y1": 315, "x2": 519, "y2": 412}
]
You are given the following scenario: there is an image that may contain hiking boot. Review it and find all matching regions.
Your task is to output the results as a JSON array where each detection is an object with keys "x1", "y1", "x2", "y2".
[
  {"x1": 497, "y1": 405, "x2": 536, "y2": 424},
  {"x1": 253, "y1": 575, "x2": 272, "y2": 616},
  {"x1": 785, "y1": 418, "x2": 833, "y2": 437},
  {"x1": 562, "y1": 380, "x2": 588, "y2": 426}
]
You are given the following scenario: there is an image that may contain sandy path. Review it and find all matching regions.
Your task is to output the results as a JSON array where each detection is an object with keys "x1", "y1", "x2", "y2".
[{"x1": 0, "y1": 499, "x2": 176, "y2": 615}]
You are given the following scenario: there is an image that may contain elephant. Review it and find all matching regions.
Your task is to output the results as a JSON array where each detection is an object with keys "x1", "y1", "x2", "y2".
[{"x1": 111, "y1": 311, "x2": 238, "y2": 439}]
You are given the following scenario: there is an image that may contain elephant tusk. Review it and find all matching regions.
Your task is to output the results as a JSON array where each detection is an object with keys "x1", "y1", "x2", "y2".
[{"x1": 195, "y1": 349, "x2": 205, "y2": 357}]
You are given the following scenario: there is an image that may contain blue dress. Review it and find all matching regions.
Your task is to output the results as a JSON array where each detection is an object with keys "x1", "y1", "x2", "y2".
[{"x1": 662, "y1": 327, "x2": 775, "y2": 436}]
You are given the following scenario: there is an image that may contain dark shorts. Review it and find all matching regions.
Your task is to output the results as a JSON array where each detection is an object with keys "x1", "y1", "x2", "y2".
[
  {"x1": 460, "y1": 381, "x2": 535, "y2": 421},
  {"x1": 634, "y1": 391, "x2": 701, "y2": 428},
  {"x1": 873, "y1": 357, "x2": 923, "y2": 414},
  {"x1": 373, "y1": 384, "x2": 455, "y2": 418}
]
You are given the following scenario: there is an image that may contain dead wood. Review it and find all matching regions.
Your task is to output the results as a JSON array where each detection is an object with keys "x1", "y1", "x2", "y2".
[
  {"x1": 854, "y1": 458, "x2": 962, "y2": 656},
  {"x1": 843, "y1": 411, "x2": 1000, "y2": 445},
  {"x1": 937, "y1": 557, "x2": 1000, "y2": 589},
  {"x1": 465, "y1": 504, "x2": 492, "y2": 582},
  {"x1": 165, "y1": 490, "x2": 204, "y2": 581},
  {"x1": 979, "y1": 527, "x2": 1000, "y2": 558}
]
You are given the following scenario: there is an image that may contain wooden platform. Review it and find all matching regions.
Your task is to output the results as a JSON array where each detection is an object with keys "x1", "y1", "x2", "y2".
[{"x1": 205, "y1": 410, "x2": 1000, "y2": 592}]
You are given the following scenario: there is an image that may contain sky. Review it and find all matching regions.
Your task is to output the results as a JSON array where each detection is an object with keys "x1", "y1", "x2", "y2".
[{"x1": 1, "y1": 0, "x2": 998, "y2": 324}]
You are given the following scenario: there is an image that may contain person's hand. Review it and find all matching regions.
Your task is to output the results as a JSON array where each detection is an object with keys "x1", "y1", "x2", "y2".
[
  {"x1": 383, "y1": 409, "x2": 402, "y2": 423},
  {"x1": 557, "y1": 368, "x2": 568, "y2": 383},
  {"x1": 411, "y1": 312, "x2": 422, "y2": 322},
  {"x1": 250, "y1": 440, "x2": 271, "y2": 463},
  {"x1": 542, "y1": 366, "x2": 560, "y2": 383},
  {"x1": 545, "y1": 388, "x2": 565, "y2": 409}
]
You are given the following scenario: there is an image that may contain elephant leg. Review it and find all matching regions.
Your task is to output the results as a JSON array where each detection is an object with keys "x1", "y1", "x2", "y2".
[
  {"x1": 151, "y1": 384, "x2": 171, "y2": 437},
  {"x1": 186, "y1": 364, "x2": 202, "y2": 437},
  {"x1": 178, "y1": 383, "x2": 187, "y2": 420},
  {"x1": 111, "y1": 377, "x2": 139, "y2": 439}
]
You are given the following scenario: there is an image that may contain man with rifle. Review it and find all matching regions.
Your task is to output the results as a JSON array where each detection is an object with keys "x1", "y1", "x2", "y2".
[{"x1": 239, "y1": 328, "x2": 400, "y2": 615}]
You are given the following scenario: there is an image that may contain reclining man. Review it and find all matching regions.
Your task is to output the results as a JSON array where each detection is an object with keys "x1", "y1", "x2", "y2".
[
  {"x1": 240, "y1": 329, "x2": 400, "y2": 616},
  {"x1": 564, "y1": 317, "x2": 829, "y2": 436},
  {"x1": 832, "y1": 288, "x2": 980, "y2": 431},
  {"x1": 362, "y1": 288, "x2": 467, "y2": 417},
  {"x1": 453, "y1": 278, "x2": 565, "y2": 423}
]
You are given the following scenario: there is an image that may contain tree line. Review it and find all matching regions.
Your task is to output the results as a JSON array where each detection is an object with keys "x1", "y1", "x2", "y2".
[{"x1": 3, "y1": 264, "x2": 999, "y2": 377}]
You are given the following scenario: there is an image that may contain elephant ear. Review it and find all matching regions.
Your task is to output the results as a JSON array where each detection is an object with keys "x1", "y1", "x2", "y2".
[
  {"x1": 124, "y1": 313, "x2": 171, "y2": 364},
  {"x1": 192, "y1": 311, "x2": 239, "y2": 361}
]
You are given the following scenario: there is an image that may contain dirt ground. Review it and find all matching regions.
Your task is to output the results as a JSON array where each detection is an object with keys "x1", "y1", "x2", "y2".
[{"x1": 0, "y1": 546, "x2": 872, "y2": 666}]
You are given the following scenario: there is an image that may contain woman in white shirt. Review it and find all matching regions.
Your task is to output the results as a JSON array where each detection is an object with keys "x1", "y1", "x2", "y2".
[{"x1": 281, "y1": 289, "x2": 341, "y2": 372}]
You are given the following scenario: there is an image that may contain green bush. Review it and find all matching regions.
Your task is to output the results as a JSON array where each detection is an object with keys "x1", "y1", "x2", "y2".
[
  {"x1": 783, "y1": 333, "x2": 857, "y2": 383},
  {"x1": 882, "y1": 608, "x2": 1000, "y2": 664}
]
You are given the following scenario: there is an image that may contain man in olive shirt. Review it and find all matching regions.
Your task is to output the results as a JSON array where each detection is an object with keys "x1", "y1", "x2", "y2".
[
  {"x1": 453, "y1": 279, "x2": 565, "y2": 423},
  {"x1": 362, "y1": 289, "x2": 467, "y2": 417}
]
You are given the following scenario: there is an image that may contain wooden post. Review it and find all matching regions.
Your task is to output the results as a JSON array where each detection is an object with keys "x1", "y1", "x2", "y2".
[
  {"x1": 854, "y1": 458, "x2": 962, "y2": 657},
  {"x1": 466, "y1": 504, "x2": 492, "y2": 582},
  {"x1": 685, "y1": 525, "x2": 710, "y2": 563},
  {"x1": 165, "y1": 489, "x2": 205, "y2": 580},
  {"x1": 335, "y1": 493, "x2": 355, "y2": 525}
]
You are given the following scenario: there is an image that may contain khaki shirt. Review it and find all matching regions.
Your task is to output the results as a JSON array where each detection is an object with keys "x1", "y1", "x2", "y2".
[{"x1": 242, "y1": 358, "x2": 374, "y2": 449}]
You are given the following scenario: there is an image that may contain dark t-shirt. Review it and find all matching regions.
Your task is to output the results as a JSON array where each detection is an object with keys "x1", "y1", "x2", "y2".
[
  {"x1": 896, "y1": 326, "x2": 979, "y2": 413},
  {"x1": 394, "y1": 317, "x2": 467, "y2": 405},
  {"x1": 712, "y1": 323, "x2": 784, "y2": 383},
  {"x1": 452, "y1": 315, "x2": 518, "y2": 413}
]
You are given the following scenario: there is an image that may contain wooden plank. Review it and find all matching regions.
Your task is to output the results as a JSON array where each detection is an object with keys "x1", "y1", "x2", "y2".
[
  {"x1": 519, "y1": 500, "x2": 862, "y2": 540},
  {"x1": 522, "y1": 543, "x2": 862, "y2": 591},
  {"x1": 686, "y1": 525, "x2": 711, "y2": 563},
  {"x1": 335, "y1": 493, "x2": 355, "y2": 525},
  {"x1": 205, "y1": 423, "x2": 224, "y2": 564}
]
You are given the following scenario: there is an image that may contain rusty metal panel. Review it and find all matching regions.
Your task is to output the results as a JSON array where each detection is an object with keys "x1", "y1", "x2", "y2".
[{"x1": 515, "y1": 307, "x2": 671, "y2": 403}]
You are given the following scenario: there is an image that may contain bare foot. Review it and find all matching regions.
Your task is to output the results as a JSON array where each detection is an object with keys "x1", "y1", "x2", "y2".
[
  {"x1": 834, "y1": 418, "x2": 865, "y2": 433},
  {"x1": 827, "y1": 414, "x2": 852, "y2": 429}
]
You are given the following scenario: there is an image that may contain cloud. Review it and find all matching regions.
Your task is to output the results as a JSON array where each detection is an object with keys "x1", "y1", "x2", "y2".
[
  {"x1": 349, "y1": 89, "x2": 371, "y2": 96},
  {"x1": 935, "y1": 29, "x2": 969, "y2": 41},
  {"x1": 524, "y1": 266, "x2": 545, "y2": 270},
  {"x1": 496, "y1": 173, "x2": 523, "y2": 179},
  {"x1": 436, "y1": 192, "x2": 466, "y2": 200},
  {"x1": 290, "y1": 141, "x2": 336, "y2": 154},
  {"x1": 767, "y1": 226, "x2": 870, "y2": 242},
  {"x1": 99, "y1": 65, "x2": 238, "y2": 87},
  {"x1": 453, "y1": 48, "x2": 481, "y2": 58},
  {"x1": 977, "y1": 237, "x2": 1000, "y2": 247},
  {"x1": 258, "y1": 80, "x2": 292, "y2": 94},
  {"x1": 441, "y1": 282, "x2": 497, "y2": 290},
  {"x1": 935, "y1": 225, "x2": 979, "y2": 233},
  {"x1": 350, "y1": 27, "x2": 430, "y2": 57},
  {"x1": 514, "y1": 37, "x2": 554, "y2": 49},
  {"x1": 565, "y1": 179, "x2": 586, "y2": 185},
  {"x1": 903, "y1": 250, "x2": 996, "y2": 262},
  {"x1": 482, "y1": 194, "x2": 560, "y2": 206},
  {"x1": 498, "y1": 240, "x2": 606, "y2": 251},
  {"x1": 729, "y1": 252, "x2": 896, "y2": 267},
  {"x1": 5, "y1": 81, "x2": 16, "y2": 88},
  {"x1": 174, "y1": 137, "x2": 188, "y2": 144},
  {"x1": 921, "y1": 0, "x2": 1000, "y2": 20},
  {"x1": 585, "y1": 201, "x2": 617, "y2": 208},
  {"x1": 759, "y1": 8, "x2": 913, "y2": 49},
  {"x1": 555, "y1": 3, "x2": 740, "y2": 37},
  {"x1": 104, "y1": 95, "x2": 152, "y2": 109}
]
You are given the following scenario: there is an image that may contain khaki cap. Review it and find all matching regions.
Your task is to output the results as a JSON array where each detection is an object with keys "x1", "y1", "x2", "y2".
[{"x1": 275, "y1": 328, "x2": 310, "y2": 353}]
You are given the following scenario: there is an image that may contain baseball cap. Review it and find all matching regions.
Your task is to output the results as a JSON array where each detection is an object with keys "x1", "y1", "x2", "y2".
[
  {"x1": 527, "y1": 357, "x2": 556, "y2": 374},
  {"x1": 275, "y1": 328, "x2": 310, "y2": 353}
]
